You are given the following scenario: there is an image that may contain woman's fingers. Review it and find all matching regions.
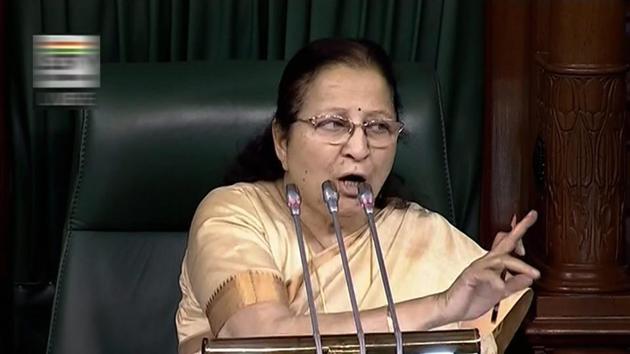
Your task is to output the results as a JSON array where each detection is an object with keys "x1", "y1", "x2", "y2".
[
  {"x1": 482, "y1": 255, "x2": 540, "y2": 279},
  {"x1": 474, "y1": 252, "x2": 540, "y2": 279},
  {"x1": 464, "y1": 260, "x2": 536, "y2": 306},
  {"x1": 491, "y1": 231, "x2": 509, "y2": 250},
  {"x1": 490, "y1": 212, "x2": 530, "y2": 255},
  {"x1": 504, "y1": 273, "x2": 535, "y2": 294},
  {"x1": 509, "y1": 210, "x2": 537, "y2": 242},
  {"x1": 472, "y1": 269, "x2": 506, "y2": 291},
  {"x1": 510, "y1": 215, "x2": 526, "y2": 256},
  {"x1": 493, "y1": 210, "x2": 538, "y2": 255},
  {"x1": 446, "y1": 249, "x2": 540, "y2": 322},
  {"x1": 514, "y1": 239, "x2": 526, "y2": 257}
]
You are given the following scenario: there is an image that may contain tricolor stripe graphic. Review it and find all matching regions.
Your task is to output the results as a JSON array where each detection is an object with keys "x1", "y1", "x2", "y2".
[{"x1": 33, "y1": 35, "x2": 100, "y2": 89}]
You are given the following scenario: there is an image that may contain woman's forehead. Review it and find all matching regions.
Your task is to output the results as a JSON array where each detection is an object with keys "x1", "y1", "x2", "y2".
[
  {"x1": 300, "y1": 65, "x2": 394, "y2": 114},
  {"x1": 311, "y1": 106, "x2": 394, "y2": 119}
]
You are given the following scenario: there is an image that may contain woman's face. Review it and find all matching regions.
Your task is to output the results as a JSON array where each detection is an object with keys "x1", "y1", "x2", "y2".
[{"x1": 273, "y1": 64, "x2": 398, "y2": 220}]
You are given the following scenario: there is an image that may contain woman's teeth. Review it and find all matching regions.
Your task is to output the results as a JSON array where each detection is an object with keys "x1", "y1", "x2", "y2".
[{"x1": 340, "y1": 180, "x2": 361, "y2": 195}]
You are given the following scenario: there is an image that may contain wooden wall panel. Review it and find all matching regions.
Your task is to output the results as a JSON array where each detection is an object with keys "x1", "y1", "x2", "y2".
[
  {"x1": 529, "y1": 0, "x2": 629, "y2": 292},
  {"x1": 481, "y1": 0, "x2": 533, "y2": 249},
  {"x1": 484, "y1": 0, "x2": 630, "y2": 352},
  {"x1": 625, "y1": 0, "x2": 630, "y2": 281}
]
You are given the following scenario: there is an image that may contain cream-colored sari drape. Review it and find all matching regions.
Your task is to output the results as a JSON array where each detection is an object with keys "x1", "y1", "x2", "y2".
[{"x1": 176, "y1": 181, "x2": 531, "y2": 354}]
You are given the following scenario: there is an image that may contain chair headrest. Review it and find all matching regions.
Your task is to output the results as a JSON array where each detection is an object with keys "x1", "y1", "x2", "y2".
[{"x1": 68, "y1": 61, "x2": 453, "y2": 231}]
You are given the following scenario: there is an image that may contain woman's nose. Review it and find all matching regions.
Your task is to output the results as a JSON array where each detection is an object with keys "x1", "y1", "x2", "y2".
[{"x1": 341, "y1": 126, "x2": 370, "y2": 160}]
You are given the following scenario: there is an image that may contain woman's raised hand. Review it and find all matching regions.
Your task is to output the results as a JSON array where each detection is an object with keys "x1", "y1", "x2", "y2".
[{"x1": 437, "y1": 211, "x2": 540, "y2": 323}]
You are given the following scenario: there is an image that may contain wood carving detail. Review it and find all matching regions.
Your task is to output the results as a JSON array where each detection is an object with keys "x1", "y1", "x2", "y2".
[{"x1": 539, "y1": 71, "x2": 625, "y2": 266}]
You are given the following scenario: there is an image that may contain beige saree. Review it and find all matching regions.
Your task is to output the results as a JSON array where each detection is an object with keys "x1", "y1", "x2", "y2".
[{"x1": 176, "y1": 181, "x2": 531, "y2": 354}]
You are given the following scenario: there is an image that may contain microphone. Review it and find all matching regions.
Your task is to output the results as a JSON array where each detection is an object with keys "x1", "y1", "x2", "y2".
[
  {"x1": 285, "y1": 184, "x2": 323, "y2": 354},
  {"x1": 321, "y1": 180, "x2": 366, "y2": 354},
  {"x1": 358, "y1": 182, "x2": 403, "y2": 354}
]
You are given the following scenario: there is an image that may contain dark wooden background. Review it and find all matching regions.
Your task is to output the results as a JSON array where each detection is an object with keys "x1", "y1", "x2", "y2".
[{"x1": 483, "y1": 0, "x2": 630, "y2": 353}]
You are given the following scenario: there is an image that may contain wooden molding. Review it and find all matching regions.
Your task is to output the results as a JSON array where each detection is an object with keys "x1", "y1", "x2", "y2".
[{"x1": 528, "y1": 295, "x2": 630, "y2": 351}]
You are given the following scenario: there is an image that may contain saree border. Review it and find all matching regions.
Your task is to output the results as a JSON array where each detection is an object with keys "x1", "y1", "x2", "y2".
[{"x1": 205, "y1": 270, "x2": 288, "y2": 334}]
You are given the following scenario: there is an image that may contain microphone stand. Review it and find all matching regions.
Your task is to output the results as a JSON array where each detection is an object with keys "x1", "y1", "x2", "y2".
[
  {"x1": 358, "y1": 182, "x2": 403, "y2": 354},
  {"x1": 285, "y1": 184, "x2": 323, "y2": 354},
  {"x1": 321, "y1": 180, "x2": 366, "y2": 354}
]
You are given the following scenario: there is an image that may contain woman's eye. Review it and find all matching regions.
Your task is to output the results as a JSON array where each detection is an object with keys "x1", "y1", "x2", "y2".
[
  {"x1": 367, "y1": 121, "x2": 391, "y2": 134},
  {"x1": 317, "y1": 118, "x2": 348, "y2": 131}
]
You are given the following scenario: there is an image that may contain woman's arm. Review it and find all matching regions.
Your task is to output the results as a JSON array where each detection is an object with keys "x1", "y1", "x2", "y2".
[
  {"x1": 217, "y1": 294, "x2": 447, "y2": 338},
  {"x1": 217, "y1": 211, "x2": 540, "y2": 339}
]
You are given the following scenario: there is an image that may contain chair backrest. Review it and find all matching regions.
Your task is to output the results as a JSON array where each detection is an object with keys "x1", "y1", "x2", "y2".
[{"x1": 46, "y1": 61, "x2": 455, "y2": 354}]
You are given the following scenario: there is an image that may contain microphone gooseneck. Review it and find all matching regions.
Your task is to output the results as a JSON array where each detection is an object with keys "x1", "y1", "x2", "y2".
[
  {"x1": 285, "y1": 184, "x2": 323, "y2": 354},
  {"x1": 321, "y1": 180, "x2": 366, "y2": 354},
  {"x1": 322, "y1": 181, "x2": 339, "y2": 213},
  {"x1": 358, "y1": 182, "x2": 403, "y2": 354}
]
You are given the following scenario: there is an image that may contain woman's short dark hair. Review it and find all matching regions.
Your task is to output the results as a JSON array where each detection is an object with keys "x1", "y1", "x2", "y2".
[{"x1": 225, "y1": 38, "x2": 407, "y2": 207}]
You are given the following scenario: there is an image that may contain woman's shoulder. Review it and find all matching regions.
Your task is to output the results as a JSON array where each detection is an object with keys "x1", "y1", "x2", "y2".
[
  {"x1": 387, "y1": 200, "x2": 445, "y2": 224},
  {"x1": 390, "y1": 201, "x2": 485, "y2": 252},
  {"x1": 191, "y1": 181, "x2": 281, "y2": 230},
  {"x1": 198, "y1": 181, "x2": 279, "y2": 208}
]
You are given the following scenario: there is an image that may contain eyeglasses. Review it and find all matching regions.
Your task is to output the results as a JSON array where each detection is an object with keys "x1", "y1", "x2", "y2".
[{"x1": 295, "y1": 114, "x2": 404, "y2": 148}]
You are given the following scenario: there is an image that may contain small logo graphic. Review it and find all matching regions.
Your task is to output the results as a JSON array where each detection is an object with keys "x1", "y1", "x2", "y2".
[{"x1": 33, "y1": 35, "x2": 100, "y2": 107}]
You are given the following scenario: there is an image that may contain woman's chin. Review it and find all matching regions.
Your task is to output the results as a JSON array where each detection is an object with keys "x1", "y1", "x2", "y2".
[{"x1": 336, "y1": 197, "x2": 364, "y2": 218}]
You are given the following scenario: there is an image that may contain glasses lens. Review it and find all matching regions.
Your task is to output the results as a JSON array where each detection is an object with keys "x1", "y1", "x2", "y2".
[
  {"x1": 364, "y1": 120, "x2": 402, "y2": 147},
  {"x1": 307, "y1": 114, "x2": 403, "y2": 147},
  {"x1": 312, "y1": 115, "x2": 352, "y2": 143}
]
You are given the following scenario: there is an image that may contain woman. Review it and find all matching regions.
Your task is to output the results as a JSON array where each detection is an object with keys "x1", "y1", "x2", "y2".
[{"x1": 176, "y1": 38, "x2": 539, "y2": 354}]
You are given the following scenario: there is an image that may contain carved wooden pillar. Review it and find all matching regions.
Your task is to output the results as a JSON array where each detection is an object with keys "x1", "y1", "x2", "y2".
[
  {"x1": 526, "y1": 0, "x2": 630, "y2": 352},
  {"x1": 536, "y1": 1, "x2": 629, "y2": 293}
]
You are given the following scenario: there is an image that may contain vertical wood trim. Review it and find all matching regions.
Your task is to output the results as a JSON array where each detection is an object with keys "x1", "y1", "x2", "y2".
[
  {"x1": 624, "y1": 0, "x2": 630, "y2": 275},
  {"x1": 482, "y1": 0, "x2": 532, "y2": 248}
]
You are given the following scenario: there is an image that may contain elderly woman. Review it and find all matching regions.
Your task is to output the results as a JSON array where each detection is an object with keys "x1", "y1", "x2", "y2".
[{"x1": 176, "y1": 38, "x2": 539, "y2": 354}]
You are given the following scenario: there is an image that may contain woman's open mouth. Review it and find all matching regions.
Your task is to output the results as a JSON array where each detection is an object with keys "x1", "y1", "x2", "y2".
[{"x1": 337, "y1": 174, "x2": 366, "y2": 197}]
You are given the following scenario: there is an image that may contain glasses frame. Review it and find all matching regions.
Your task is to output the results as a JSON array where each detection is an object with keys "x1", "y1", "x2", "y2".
[{"x1": 294, "y1": 113, "x2": 404, "y2": 147}]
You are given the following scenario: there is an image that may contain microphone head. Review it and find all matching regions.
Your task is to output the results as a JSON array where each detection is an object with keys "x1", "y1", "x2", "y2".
[
  {"x1": 357, "y1": 182, "x2": 375, "y2": 214},
  {"x1": 321, "y1": 180, "x2": 339, "y2": 213},
  {"x1": 285, "y1": 184, "x2": 301, "y2": 216}
]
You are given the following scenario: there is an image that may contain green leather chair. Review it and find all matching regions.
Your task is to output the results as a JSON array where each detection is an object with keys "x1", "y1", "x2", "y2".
[{"x1": 45, "y1": 61, "x2": 457, "y2": 354}]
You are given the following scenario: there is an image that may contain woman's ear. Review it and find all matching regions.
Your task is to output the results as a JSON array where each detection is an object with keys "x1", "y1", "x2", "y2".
[{"x1": 271, "y1": 119, "x2": 289, "y2": 171}]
